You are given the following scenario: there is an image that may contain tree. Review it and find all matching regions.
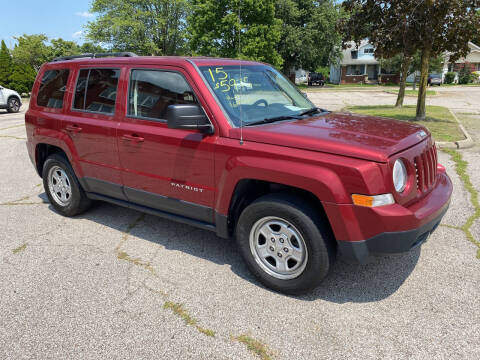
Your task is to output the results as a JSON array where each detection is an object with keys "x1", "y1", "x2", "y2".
[
  {"x1": 188, "y1": 0, "x2": 283, "y2": 68},
  {"x1": 412, "y1": 0, "x2": 479, "y2": 120},
  {"x1": 50, "y1": 38, "x2": 80, "y2": 59},
  {"x1": 275, "y1": 0, "x2": 342, "y2": 74},
  {"x1": 79, "y1": 42, "x2": 106, "y2": 54},
  {"x1": 341, "y1": 1, "x2": 480, "y2": 119},
  {"x1": 8, "y1": 63, "x2": 36, "y2": 94},
  {"x1": 341, "y1": 1, "x2": 419, "y2": 108},
  {"x1": 380, "y1": 52, "x2": 444, "y2": 88},
  {"x1": 11, "y1": 34, "x2": 51, "y2": 72},
  {"x1": 85, "y1": 0, "x2": 190, "y2": 55},
  {"x1": 0, "y1": 40, "x2": 13, "y2": 87}
]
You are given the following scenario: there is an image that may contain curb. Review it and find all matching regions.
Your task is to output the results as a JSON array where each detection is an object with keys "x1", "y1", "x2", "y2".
[{"x1": 436, "y1": 110, "x2": 475, "y2": 149}]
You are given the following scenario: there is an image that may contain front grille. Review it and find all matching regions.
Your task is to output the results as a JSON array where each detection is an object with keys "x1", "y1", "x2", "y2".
[{"x1": 414, "y1": 144, "x2": 437, "y2": 192}]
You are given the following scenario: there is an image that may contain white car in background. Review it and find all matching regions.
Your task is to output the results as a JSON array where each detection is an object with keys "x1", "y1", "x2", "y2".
[{"x1": 0, "y1": 85, "x2": 22, "y2": 113}]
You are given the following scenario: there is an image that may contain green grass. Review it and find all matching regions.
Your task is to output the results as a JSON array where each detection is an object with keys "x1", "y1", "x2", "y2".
[
  {"x1": 163, "y1": 301, "x2": 215, "y2": 337},
  {"x1": 235, "y1": 335, "x2": 273, "y2": 360},
  {"x1": 386, "y1": 89, "x2": 436, "y2": 96},
  {"x1": 12, "y1": 243, "x2": 27, "y2": 254},
  {"x1": 347, "y1": 105, "x2": 465, "y2": 142},
  {"x1": 442, "y1": 149, "x2": 480, "y2": 259}
]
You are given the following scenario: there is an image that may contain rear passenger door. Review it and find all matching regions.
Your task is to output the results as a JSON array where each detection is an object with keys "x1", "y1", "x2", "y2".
[
  {"x1": 63, "y1": 67, "x2": 125, "y2": 199},
  {"x1": 117, "y1": 66, "x2": 216, "y2": 223}
]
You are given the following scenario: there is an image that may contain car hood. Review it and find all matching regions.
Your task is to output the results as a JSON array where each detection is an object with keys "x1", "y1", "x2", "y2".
[{"x1": 228, "y1": 112, "x2": 429, "y2": 162}]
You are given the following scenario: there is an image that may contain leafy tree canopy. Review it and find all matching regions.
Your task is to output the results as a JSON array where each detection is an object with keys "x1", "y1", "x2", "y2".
[
  {"x1": 188, "y1": 0, "x2": 283, "y2": 68},
  {"x1": 85, "y1": 0, "x2": 190, "y2": 55},
  {"x1": 50, "y1": 38, "x2": 80, "y2": 59},
  {"x1": 11, "y1": 34, "x2": 51, "y2": 72},
  {"x1": 275, "y1": 0, "x2": 342, "y2": 73},
  {"x1": 341, "y1": 0, "x2": 480, "y2": 118},
  {"x1": 0, "y1": 40, "x2": 13, "y2": 87},
  {"x1": 8, "y1": 63, "x2": 36, "y2": 94}
]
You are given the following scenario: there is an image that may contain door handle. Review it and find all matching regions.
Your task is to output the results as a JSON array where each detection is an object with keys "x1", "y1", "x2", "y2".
[
  {"x1": 122, "y1": 134, "x2": 145, "y2": 143},
  {"x1": 65, "y1": 125, "x2": 82, "y2": 133}
]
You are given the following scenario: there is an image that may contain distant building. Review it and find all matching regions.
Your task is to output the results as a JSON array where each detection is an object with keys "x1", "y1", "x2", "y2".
[
  {"x1": 330, "y1": 40, "x2": 399, "y2": 85},
  {"x1": 446, "y1": 42, "x2": 480, "y2": 73}
]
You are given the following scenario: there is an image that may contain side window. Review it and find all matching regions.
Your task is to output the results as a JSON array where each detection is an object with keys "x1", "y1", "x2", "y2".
[
  {"x1": 37, "y1": 69, "x2": 70, "y2": 108},
  {"x1": 73, "y1": 68, "x2": 120, "y2": 114},
  {"x1": 128, "y1": 69, "x2": 197, "y2": 121}
]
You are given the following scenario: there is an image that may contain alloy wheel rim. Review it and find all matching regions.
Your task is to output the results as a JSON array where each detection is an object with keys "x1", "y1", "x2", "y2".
[
  {"x1": 249, "y1": 216, "x2": 308, "y2": 280},
  {"x1": 48, "y1": 166, "x2": 72, "y2": 206},
  {"x1": 10, "y1": 99, "x2": 19, "y2": 112}
]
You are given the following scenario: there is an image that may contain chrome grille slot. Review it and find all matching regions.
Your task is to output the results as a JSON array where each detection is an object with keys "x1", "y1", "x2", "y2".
[{"x1": 414, "y1": 144, "x2": 437, "y2": 193}]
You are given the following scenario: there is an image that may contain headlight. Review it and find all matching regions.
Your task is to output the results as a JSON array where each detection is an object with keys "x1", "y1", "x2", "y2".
[{"x1": 393, "y1": 159, "x2": 407, "y2": 193}]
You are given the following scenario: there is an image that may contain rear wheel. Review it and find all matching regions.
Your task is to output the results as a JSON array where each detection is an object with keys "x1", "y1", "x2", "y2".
[
  {"x1": 43, "y1": 153, "x2": 91, "y2": 216},
  {"x1": 7, "y1": 97, "x2": 20, "y2": 113},
  {"x1": 235, "y1": 193, "x2": 335, "y2": 295}
]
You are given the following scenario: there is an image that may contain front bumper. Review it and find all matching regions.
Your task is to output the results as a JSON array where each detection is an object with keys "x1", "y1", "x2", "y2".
[
  {"x1": 337, "y1": 203, "x2": 448, "y2": 263},
  {"x1": 332, "y1": 171, "x2": 452, "y2": 263}
]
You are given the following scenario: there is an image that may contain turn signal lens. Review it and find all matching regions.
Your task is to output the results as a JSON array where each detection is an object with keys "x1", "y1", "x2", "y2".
[{"x1": 352, "y1": 194, "x2": 395, "y2": 207}]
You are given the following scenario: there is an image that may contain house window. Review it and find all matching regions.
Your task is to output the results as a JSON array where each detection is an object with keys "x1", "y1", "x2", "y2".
[
  {"x1": 381, "y1": 67, "x2": 395, "y2": 75},
  {"x1": 364, "y1": 48, "x2": 374, "y2": 54},
  {"x1": 346, "y1": 65, "x2": 364, "y2": 76},
  {"x1": 351, "y1": 50, "x2": 358, "y2": 60}
]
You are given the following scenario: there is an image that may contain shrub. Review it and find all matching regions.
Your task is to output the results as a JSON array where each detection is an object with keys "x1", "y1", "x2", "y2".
[
  {"x1": 444, "y1": 72, "x2": 456, "y2": 84},
  {"x1": 458, "y1": 64, "x2": 473, "y2": 84},
  {"x1": 8, "y1": 63, "x2": 36, "y2": 94},
  {"x1": 472, "y1": 71, "x2": 480, "y2": 84}
]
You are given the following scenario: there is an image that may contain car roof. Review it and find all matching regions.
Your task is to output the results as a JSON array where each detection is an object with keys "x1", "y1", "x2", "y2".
[{"x1": 47, "y1": 56, "x2": 266, "y2": 68}]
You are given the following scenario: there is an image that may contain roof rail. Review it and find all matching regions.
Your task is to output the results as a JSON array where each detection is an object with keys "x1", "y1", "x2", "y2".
[{"x1": 52, "y1": 52, "x2": 138, "y2": 62}]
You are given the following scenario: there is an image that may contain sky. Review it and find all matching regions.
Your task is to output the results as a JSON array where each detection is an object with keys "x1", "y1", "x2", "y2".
[{"x1": 0, "y1": 0, "x2": 95, "y2": 47}]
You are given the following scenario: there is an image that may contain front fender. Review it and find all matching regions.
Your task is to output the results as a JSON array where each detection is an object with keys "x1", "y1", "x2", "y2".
[{"x1": 215, "y1": 156, "x2": 349, "y2": 215}]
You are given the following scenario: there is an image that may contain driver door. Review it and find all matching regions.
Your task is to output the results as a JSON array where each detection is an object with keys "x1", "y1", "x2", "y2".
[{"x1": 116, "y1": 66, "x2": 217, "y2": 223}]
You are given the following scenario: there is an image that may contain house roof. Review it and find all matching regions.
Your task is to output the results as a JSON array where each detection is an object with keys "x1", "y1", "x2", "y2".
[{"x1": 339, "y1": 40, "x2": 379, "y2": 65}]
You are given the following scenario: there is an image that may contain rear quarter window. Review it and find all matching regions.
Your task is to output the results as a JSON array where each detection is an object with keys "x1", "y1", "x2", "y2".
[
  {"x1": 36, "y1": 69, "x2": 70, "y2": 108},
  {"x1": 73, "y1": 68, "x2": 120, "y2": 115}
]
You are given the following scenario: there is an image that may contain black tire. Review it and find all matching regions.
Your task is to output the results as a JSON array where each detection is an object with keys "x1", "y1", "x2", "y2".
[
  {"x1": 42, "y1": 153, "x2": 91, "y2": 216},
  {"x1": 6, "y1": 97, "x2": 20, "y2": 113},
  {"x1": 235, "y1": 193, "x2": 335, "y2": 295}
]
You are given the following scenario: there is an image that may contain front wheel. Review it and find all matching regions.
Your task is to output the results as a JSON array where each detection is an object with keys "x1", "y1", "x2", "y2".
[
  {"x1": 235, "y1": 193, "x2": 335, "y2": 295},
  {"x1": 7, "y1": 97, "x2": 20, "y2": 113}
]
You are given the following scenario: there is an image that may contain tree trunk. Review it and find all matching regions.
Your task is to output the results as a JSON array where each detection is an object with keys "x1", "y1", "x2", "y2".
[
  {"x1": 395, "y1": 57, "x2": 411, "y2": 107},
  {"x1": 416, "y1": 47, "x2": 431, "y2": 120}
]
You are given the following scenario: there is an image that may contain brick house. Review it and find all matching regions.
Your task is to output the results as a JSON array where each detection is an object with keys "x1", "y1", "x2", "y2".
[{"x1": 329, "y1": 40, "x2": 399, "y2": 85}]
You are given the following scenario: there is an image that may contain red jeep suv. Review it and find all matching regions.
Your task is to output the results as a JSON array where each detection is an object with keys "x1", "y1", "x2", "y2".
[{"x1": 25, "y1": 53, "x2": 452, "y2": 294}]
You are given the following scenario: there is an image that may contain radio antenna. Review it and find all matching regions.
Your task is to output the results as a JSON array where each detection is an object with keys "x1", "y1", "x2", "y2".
[{"x1": 238, "y1": 0, "x2": 243, "y2": 145}]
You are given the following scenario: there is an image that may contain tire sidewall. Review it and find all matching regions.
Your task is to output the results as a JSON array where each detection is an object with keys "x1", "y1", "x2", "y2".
[
  {"x1": 7, "y1": 97, "x2": 20, "y2": 113},
  {"x1": 236, "y1": 197, "x2": 333, "y2": 294},
  {"x1": 42, "y1": 154, "x2": 85, "y2": 216}
]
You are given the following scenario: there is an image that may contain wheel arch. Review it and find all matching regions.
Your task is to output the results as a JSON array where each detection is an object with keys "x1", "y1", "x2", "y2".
[
  {"x1": 215, "y1": 160, "x2": 349, "y2": 239},
  {"x1": 222, "y1": 179, "x2": 336, "y2": 238}
]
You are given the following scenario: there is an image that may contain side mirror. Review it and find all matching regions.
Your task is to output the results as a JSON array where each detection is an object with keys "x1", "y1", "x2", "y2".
[{"x1": 166, "y1": 104, "x2": 213, "y2": 134}]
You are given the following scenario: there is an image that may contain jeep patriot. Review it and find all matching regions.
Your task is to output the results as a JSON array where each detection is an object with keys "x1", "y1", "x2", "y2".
[{"x1": 25, "y1": 53, "x2": 452, "y2": 294}]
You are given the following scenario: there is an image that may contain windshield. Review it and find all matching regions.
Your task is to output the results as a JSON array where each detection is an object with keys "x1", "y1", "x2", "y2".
[{"x1": 199, "y1": 65, "x2": 316, "y2": 127}]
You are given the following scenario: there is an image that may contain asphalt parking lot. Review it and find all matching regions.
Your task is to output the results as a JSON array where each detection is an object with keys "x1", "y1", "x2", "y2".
[{"x1": 1, "y1": 100, "x2": 479, "y2": 359}]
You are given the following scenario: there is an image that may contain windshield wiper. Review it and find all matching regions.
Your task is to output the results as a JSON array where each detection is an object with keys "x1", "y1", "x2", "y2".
[
  {"x1": 245, "y1": 115, "x2": 301, "y2": 127},
  {"x1": 298, "y1": 107, "x2": 328, "y2": 117}
]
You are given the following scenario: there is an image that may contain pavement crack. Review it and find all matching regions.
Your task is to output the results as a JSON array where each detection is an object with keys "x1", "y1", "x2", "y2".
[
  {"x1": 0, "y1": 193, "x2": 46, "y2": 206},
  {"x1": 234, "y1": 334, "x2": 275, "y2": 360},
  {"x1": 443, "y1": 149, "x2": 480, "y2": 258},
  {"x1": 0, "y1": 124, "x2": 25, "y2": 131},
  {"x1": 0, "y1": 135, "x2": 26, "y2": 140},
  {"x1": 12, "y1": 243, "x2": 27, "y2": 254},
  {"x1": 163, "y1": 301, "x2": 215, "y2": 337}
]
